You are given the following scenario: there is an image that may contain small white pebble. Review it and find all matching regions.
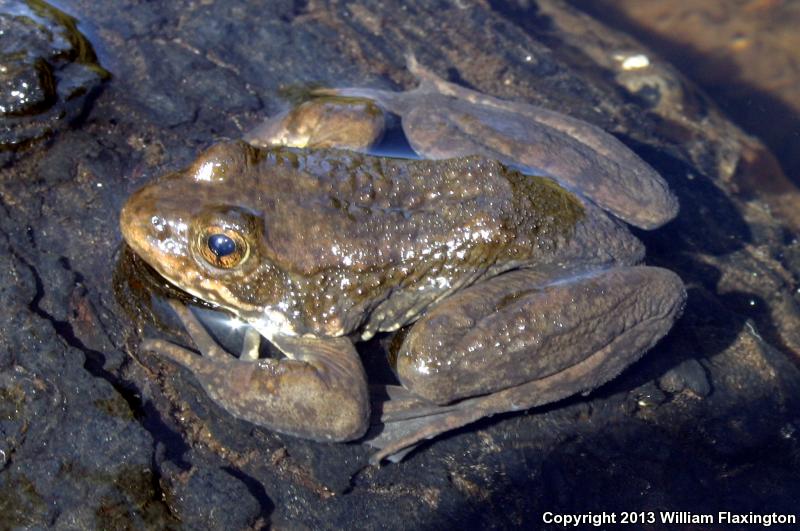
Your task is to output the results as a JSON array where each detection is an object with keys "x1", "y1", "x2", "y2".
[{"x1": 620, "y1": 54, "x2": 650, "y2": 70}]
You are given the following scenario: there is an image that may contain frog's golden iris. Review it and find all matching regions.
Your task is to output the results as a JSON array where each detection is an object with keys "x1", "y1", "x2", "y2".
[{"x1": 196, "y1": 227, "x2": 249, "y2": 269}]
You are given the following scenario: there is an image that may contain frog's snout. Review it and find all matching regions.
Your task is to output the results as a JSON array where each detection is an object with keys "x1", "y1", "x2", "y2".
[
  {"x1": 119, "y1": 182, "x2": 175, "y2": 265},
  {"x1": 120, "y1": 186, "x2": 152, "y2": 249}
]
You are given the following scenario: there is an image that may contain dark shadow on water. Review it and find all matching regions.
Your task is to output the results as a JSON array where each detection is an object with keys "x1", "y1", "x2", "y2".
[
  {"x1": 222, "y1": 466, "x2": 275, "y2": 524},
  {"x1": 626, "y1": 140, "x2": 752, "y2": 257},
  {"x1": 397, "y1": 387, "x2": 800, "y2": 528},
  {"x1": 366, "y1": 112, "x2": 418, "y2": 159},
  {"x1": 574, "y1": 0, "x2": 800, "y2": 188}
]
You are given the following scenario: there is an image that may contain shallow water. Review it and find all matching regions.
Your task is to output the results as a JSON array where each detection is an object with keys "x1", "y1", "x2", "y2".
[{"x1": 580, "y1": 0, "x2": 800, "y2": 232}]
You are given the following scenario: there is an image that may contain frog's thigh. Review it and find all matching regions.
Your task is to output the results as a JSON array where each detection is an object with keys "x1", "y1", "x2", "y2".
[{"x1": 397, "y1": 266, "x2": 686, "y2": 405}]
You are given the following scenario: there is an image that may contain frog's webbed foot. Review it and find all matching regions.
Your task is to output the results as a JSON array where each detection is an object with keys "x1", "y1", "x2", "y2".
[
  {"x1": 366, "y1": 375, "x2": 582, "y2": 464},
  {"x1": 366, "y1": 385, "x2": 467, "y2": 463},
  {"x1": 143, "y1": 300, "x2": 370, "y2": 442},
  {"x1": 324, "y1": 54, "x2": 474, "y2": 113},
  {"x1": 366, "y1": 266, "x2": 686, "y2": 464}
]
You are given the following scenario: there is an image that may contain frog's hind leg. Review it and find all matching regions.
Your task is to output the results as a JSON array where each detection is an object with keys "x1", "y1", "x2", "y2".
[
  {"x1": 367, "y1": 384, "x2": 467, "y2": 462},
  {"x1": 367, "y1": 266, "x2": 685, "y2": 463},
  {"x1": 329, "y1": 54, "x2": 485, "y2": 112},
  {"x1": 318, "y1": 56, "x2": 450, "y2": 117}
]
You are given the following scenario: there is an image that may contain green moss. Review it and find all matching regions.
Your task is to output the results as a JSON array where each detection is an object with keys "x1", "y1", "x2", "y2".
[
  {"x1": 277, "y1": 82, "x2": 382, "y2": 118},
  {"x1": 310, "y1": 95, "x2": 384, "y2": 119},
  {"x1": 95, "y1": 467, "x2": 180, "y2": 530},
  {"x1": 276, "y1": 82, "x2": 327, "y2": 106}
]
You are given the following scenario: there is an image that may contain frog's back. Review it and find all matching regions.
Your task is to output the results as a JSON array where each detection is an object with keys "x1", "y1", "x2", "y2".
[
  {"x1": 222, "y1": 145, "x2": 526, "y2": 334},
  {"x1": 251, "y1": 147, "x2": 518, "y2": 276}
]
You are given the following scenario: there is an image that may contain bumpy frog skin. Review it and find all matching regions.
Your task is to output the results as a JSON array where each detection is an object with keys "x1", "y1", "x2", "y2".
[{"x1": 120, "y1": 59, "x2": 686, "y2": 463}]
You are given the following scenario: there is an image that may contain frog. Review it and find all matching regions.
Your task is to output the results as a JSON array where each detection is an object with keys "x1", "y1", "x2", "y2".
[{"x1": 120, "y1": 58, "x2": 686, "y2": 464}]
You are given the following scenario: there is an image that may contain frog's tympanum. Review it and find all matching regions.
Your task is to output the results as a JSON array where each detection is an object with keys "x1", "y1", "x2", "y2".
[{"x1": 120, "y1": 58, "x2": 686, "y2": 463}]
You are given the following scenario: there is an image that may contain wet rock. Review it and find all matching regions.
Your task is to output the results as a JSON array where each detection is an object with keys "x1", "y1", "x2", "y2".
[
  {"x1": 0, "y1": 92, "x2": 161, "y2": 530},
  {"x1": 658, "y1": 358, "x2": 711, "y2": 397},
  {"x1": 0, "y1": 0, "x2": 108, "y2": 158},
  {"x1": 158, "y1": 453, "x2": 265, "y2": 529},
  {"x1": 631, "y1": 382, "x2": 668, "y2": 409}
]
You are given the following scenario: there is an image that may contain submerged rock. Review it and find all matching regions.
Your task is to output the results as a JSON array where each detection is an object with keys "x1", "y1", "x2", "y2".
[{"x1": 0, "y1": 0, "x2": 108, "y2": 156}]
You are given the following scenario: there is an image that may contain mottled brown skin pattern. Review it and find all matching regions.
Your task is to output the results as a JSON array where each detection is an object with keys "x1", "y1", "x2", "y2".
[
  {"x1": 121, "y1": 70, "x2": 686, "y2": 461},
  {"x1": 142, "y1": 304, "x2": 369, "y2": 441},
  {"x1": 397, "y1": 266, "x2": 684, "y2": 404},
  {"x1": 123, "y1": 141, "x2": 641, "y2": 338}
]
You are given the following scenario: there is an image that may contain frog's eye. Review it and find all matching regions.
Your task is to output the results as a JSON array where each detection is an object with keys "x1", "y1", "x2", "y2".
[
  {"x1": 208, "y1": 234, "x2": 236, "y2": 257},
  {"x1": 197, "y1": 227, "x2": 249, "y2": 269}
]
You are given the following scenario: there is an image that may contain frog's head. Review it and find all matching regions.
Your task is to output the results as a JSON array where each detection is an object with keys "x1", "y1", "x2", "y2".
[{"x1": 120, "y1": 141, "x2": 294, "y2": 334}]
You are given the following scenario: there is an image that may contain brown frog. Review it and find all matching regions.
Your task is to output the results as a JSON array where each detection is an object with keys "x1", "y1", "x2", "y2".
[{"x1": 120, "y1": 59, "x2": 685, "y2": 463}]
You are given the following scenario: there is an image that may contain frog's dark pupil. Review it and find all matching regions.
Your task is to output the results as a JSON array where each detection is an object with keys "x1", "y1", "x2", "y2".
[{"x1": 207, "y1": 234, "x2": 236, "y2": 257}]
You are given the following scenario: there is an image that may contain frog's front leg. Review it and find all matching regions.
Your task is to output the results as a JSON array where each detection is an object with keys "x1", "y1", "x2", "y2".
[
  {"x1": 144, "y1": 300, "x2": 370, "y2": 442},
  {"x1": 370, "y1": 266, "x2": 685, "y2": 462}
]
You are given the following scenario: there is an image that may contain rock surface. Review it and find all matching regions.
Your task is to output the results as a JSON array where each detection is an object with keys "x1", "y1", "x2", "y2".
[
  {"x1": 0, "y1": 0, "x2": 108, "y2": 162},
  {"x1": 0, "y1": 0, "x2": 799, "y2": 528}
]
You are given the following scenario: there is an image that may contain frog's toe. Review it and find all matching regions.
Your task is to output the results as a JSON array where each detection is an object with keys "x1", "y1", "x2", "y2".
[
  {"x1": 366, "y1": 410, "x2": 455, "y2": 464},
  {"x1": 163, "y1": 300, "x2": 232, "y2": 361},
  {"x1": 142, "y1": 338, "x2": 222, "y2": 378},
  {"x1": 366, "y1": 396, "x2": 483, "y2": 464}
]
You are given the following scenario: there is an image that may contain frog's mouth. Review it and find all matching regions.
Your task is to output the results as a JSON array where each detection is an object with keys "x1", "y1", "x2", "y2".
[{"x1": 158, "y1": 273, "x2": 299, "y2": 340}]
